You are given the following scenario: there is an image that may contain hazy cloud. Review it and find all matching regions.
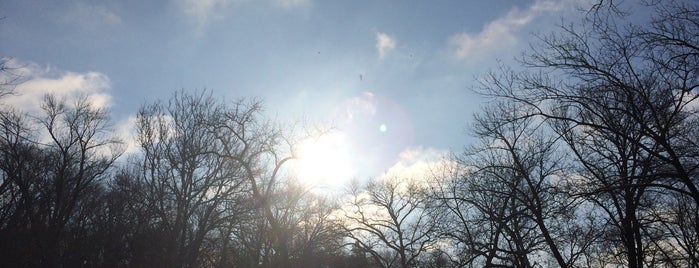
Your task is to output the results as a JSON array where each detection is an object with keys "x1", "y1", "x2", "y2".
[
  {"x1": 342, "y1": 92, "x2": 377, "y2": 121},
  {"x1": 449, "y1": 0, "x2": 563, "y2": 61},
  {"x1": 376, "y1": 32, "x2": 396, "y2": 59}
]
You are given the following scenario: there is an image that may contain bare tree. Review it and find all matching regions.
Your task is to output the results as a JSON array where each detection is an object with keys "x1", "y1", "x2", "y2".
[
  {"x1": 132, "y1": 90, "x2": 345, "y2": 268},
  {"x1": 223, "y1": 179, "x2": 345, "y2": 268},
  {"x1": 131, "y1": 90, "x2": 253, "y2": 267},
  {"x1": 432, "y1": 101, "x2": 600, "y2": 267},
  {"x1": 270, "y1": 181, "x2": 345, "y2": 267},
  {"x1": 344, "y1": 177, "x2": 441, "y2": 268},
  {"x1": 0, "y1": 95, "x2": 122, "y2": 266},
  {"x1": 209, "y1": 96, "x2": 300, "y2": 267},
  {"x1": 475, "y1": 1, "x2": 699, "y2": 266},
  {"x1": 0, "y1": 58, "x2": 21, "y2": 98}
]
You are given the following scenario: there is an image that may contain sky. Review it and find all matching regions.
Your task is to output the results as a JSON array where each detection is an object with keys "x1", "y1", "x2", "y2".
[{"x1": 0, "y1": 0, "x2": 594, "y2": 189}]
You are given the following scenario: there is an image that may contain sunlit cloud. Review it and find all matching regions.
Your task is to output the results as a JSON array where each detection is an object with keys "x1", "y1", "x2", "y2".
[
  {"x1": 376, "y1": 32, "x2": 396, "y2": 59},
  {"x1": 381, "y1": 146, "x2": 453, "y2": 185},
  {"x1": 448, "y1": 0, "x2": 564, "y2": 61},
  {"x1": 1, "y1": 59, "x2": 113, "y2": 114}
]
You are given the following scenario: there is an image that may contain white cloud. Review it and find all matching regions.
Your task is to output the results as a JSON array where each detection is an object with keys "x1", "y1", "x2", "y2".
[
  {"x1": 115, "y1": 116, "x2": 141, "y2": 155},
  {"x1": 381, "y1": 146, "x2": 454, "y2": 185},
  {"x1": 448, "y1": 0, "x2": 564, "y2": 61},
  {"x1": 686, "y1": 91, "x2": 699, "y2": 109},
  {"x1": 376, "y1": 32, "x2": 396, "y2": 59},
  {"x1": 0, "y1": 59, "x2": 113, "y2": 114}
]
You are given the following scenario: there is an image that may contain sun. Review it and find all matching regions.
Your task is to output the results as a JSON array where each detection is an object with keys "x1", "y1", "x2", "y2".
[{"x1": 294, "y1": 131, "x2": 353, "y2": 189}]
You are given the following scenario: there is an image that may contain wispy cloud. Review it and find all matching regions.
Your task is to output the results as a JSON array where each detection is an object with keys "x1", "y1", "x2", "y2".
[
  {"x1": 62, "y1": 3, "x2": 122, "y2": 31},
  {"x1": 376, "y1": 32, "x2": 396, "y2": 59},
  {"x1": 274, "y1": 0, "x2": 311, "y2": 8},
  {"x1": 179, "y1": 0, "x2": 311, "y2": 30},
  {"x1": 1, "y1": 59, "x2": 113, "y2": 114},
  {"x1": 448, "y1": 0, "x2": 564, "y2": 61},
  {"x1": 180, "y1": 0, "x2": 232, "y2": 30}
]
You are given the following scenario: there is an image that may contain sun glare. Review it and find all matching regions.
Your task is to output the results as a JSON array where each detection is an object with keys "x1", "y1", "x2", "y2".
[{"x1": 295, "y1": 131, "x2": 353, "y2": 189}]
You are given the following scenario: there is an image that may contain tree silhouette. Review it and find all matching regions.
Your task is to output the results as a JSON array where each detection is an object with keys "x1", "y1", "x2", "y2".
[
  {"x1": 344, "y1": 177, "x2": 441, "y2": 268},
  {"x1": 475, "y1": 1, "x2": 699, "y2": 266},
  {"x1": 0, "y1": 95, "x2": 122, "y2": 266}
]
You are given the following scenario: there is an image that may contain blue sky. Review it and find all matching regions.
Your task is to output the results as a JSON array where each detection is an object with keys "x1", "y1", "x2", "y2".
[{"x1": 0, "y1": 0, "x2": 591, "y2": 185}]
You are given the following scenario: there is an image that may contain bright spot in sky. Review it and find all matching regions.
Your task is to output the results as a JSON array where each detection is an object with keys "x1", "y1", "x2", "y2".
[
  {"x1": 294, "y1": 131, "x2": 353, "y2": 189},
  {"x1": 379, "y1": 124, "x2": 387, "y2": 132}
]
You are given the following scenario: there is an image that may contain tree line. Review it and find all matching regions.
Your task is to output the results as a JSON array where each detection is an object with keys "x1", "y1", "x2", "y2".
[{"x1": 0, "y1": 1, "x2": 697, "y2": 267}]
